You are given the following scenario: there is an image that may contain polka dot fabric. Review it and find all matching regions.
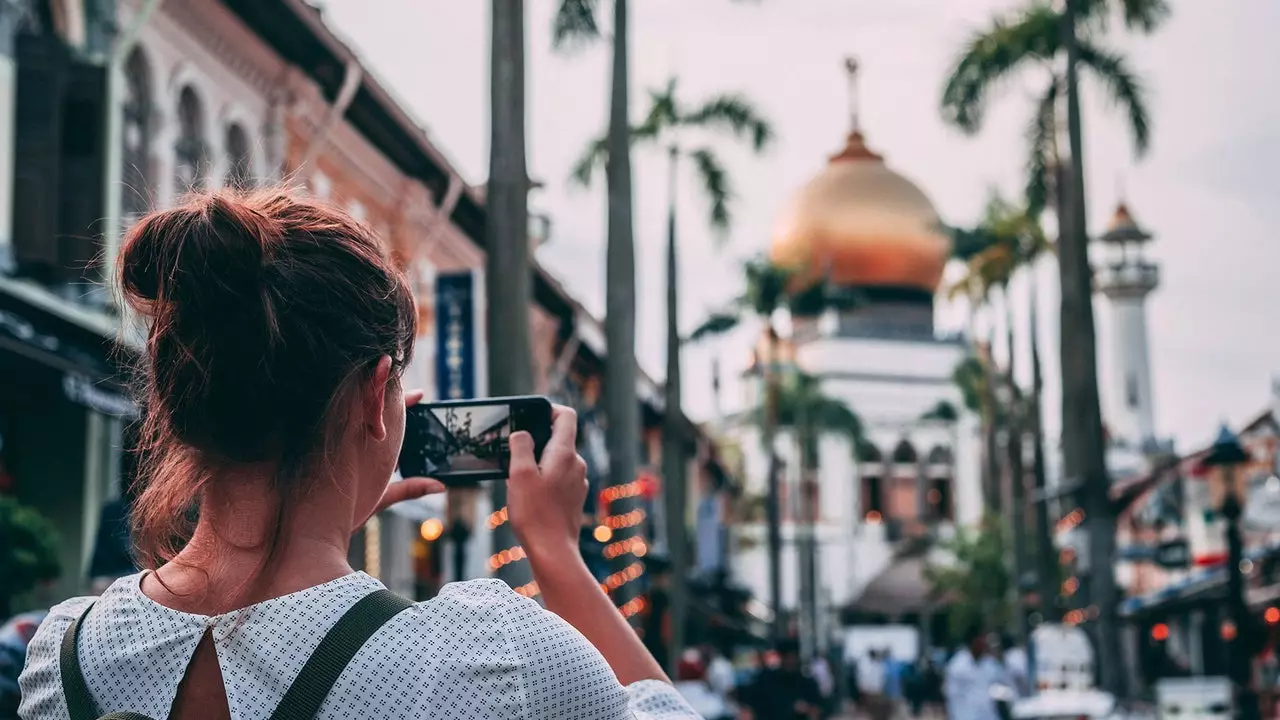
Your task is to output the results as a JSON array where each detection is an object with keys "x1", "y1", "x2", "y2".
[{"x1": 19, "y1": 573, "x2": 701, "y2": 719}]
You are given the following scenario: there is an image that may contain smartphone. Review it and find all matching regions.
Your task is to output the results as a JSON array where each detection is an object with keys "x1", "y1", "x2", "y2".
[{"x1": 398, "y1": 395, "x2": 554, "y2": 484}]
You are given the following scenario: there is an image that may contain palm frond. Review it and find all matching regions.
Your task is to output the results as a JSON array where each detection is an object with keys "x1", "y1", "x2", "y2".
[
  {"x1": 743, "y1": 258, "x2": 791, "y2": 316},
  {"x1": 1077, "y1": 41, "x2": 1151, "y2": 157},
  {"x1": 690, "y1": 147, "x2": 732, "y2": 233},
  {"x1": 1025, "y1": 78, "x2": 1059, "y2": 219},
  {"x1": 634, "y1": 78, "x2": 680, "y2": 139},
  {"x1": 940, "y1": 4, "x2": 1061, "y2": 133},
  {"x1": 688, "y1": 311, "x2": 742, "y2": 343},
  {"x1": 551, "y1": 0, "x2": 601, "y2": 51},
  {"x1": 570, "y1": 136, "x2": 608, "y2": 187},
  {"x1": 1077, "y1": 0, "x2": 1170, "y2": 34},
  {"x1": 1117, "y1": 0, "x2": 1171, "y2": 32},
  {"x1": 680, "y1": 94, "x2": 775, "y2": 152},
  {"x1": 949, "y1": 225, "x2": 998, "y2": 262}
]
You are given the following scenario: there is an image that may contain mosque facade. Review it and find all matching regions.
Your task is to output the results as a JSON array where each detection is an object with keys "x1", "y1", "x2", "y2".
[{"x1": 720, "y1": 101, "x2": 984, "y2": 649}]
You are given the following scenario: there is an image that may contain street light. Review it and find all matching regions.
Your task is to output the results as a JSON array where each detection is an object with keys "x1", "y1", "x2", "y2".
[{"x1": 1199, "y1": 424, "x2": 1256, "y2": 720}]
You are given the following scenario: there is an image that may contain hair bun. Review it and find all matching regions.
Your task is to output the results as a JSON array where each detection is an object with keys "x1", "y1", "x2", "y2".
[{"x1": 120, "y1": 191, "x2": 284, "y2": 320}]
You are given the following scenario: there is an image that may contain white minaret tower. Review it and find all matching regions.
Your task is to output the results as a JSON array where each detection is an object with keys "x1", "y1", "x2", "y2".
[{"x1": 1096, "y1": 202, "x2": 1159, "y2": 451}]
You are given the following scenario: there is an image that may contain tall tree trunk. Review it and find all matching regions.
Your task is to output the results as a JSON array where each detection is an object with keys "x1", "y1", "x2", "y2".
[
  {"x1": 661, "y1": 146, "x2": 688, "y2": 672},
  {"x1": 1029, "y1": 271, "x2": 1059, "y2": 623},
  {"x1": 1004, "y1": 287, "x2": 1029, "y2": 643},
  {"x1": 487, "y1": 0, "x2": 534, "y2": 588},
  {"x1": 1060, "y1": 0, "x2": 1123, "y2": 696},
  {"x1": 764, "y1": 323, "x2": 783, "y2": 642},
  {"x1": 798, "y1": 411, "x2": 820, "y2": 661},
  {"x1": 604, "y1": 0, "x2": 641, "y2": 609},
  {"x1": 981, "y1": 330, "x2": 1004, "y2": 513}
]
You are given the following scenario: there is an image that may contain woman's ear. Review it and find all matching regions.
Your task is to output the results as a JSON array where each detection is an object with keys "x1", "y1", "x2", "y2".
[{"x1": 364, "y1": 355, "x2": 394, "y2": 442}]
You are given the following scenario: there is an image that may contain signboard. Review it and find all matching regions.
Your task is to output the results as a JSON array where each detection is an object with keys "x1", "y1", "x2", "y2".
[
  {"x1": 435, "y1": 272, "x2": 477, "y2": 400},
  {"x1": 1154, "y1": 539, "x2": 1191, "y2": 569}
]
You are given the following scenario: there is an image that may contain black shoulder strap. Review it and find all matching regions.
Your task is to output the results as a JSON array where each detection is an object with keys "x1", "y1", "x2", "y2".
[
  {"x1": 268, "y1": 589, "x2": 414, "y2": 720},
  {"x1": 61, "y1": 602, "x2": 158, "y2": 720},
  {"x1": 60, "y1": 589, "x2": 413, "y2": 720}
]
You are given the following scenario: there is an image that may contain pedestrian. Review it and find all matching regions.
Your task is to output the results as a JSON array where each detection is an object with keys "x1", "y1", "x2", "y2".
[
  {"x1": 858, "y1": 649, "x2": 892, "y2": 720},
  {"x1": 944, "y1": 626, "x2": 1001, "y2": 720},
  {"x1": 17, "y1": 190, "x2": 702, "y2": 719},
  {"x1": 809, "y1": 653, "x2": 835, "y2": 717},
  {"x1": 740, "y1": 639, "x2": 823, "y2": 719}
]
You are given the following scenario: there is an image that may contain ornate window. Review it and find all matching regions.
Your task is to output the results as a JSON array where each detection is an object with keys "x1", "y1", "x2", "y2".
[
  {"x1": 121, "y1": 48, "x2": 151, "y2": 218},
  {"x1": 174, "y1": 86, "x2": 206, "y2": 193},
  {"x1": 224, "y1": 123, "x2": 253, "y2": 189}
]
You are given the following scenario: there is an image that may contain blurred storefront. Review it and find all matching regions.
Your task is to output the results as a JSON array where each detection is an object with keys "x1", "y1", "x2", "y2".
[{"x1": 1116, "y1": 381, "x2": 1280, "y2": 704}]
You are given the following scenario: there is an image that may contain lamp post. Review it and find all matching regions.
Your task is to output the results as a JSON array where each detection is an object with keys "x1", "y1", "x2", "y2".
[{"x1": 1200, "y1": 424, "x2": 1256, "y2": 720}]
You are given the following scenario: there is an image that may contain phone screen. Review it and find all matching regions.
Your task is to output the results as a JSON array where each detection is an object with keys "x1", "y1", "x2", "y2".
[{"x1": 399, "y1": 397, "x2": 551, "y2": 483}]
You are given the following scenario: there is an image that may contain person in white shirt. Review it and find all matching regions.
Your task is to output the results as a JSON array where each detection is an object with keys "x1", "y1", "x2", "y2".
[
  {"x1": 18, "y1": 191, "x2": 698, "y2": 720},
  {"x1": 944, "y1": 627, "x2": 1001, "y2": 720},
  {"x1": 858, "y1": 649, "x2": 891, "y2": 720}
]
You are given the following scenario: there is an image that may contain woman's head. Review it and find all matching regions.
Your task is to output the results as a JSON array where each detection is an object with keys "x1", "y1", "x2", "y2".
[{"x1": 121, "y1": 189, "x2": 415, "y2": 568}]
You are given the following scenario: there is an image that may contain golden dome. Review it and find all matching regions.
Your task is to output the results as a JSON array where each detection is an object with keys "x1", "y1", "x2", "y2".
[{"x1": 770, "y1": 131, "x2": 951, "y2": 293}]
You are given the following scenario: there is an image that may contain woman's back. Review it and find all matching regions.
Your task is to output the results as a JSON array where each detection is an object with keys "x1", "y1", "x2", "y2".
[{"x1": 20, "y1": 574, "x2": 688, "y2": 719}]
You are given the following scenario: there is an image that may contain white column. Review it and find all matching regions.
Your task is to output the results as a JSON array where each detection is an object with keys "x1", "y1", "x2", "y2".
[{"x1": 1108, "y1": 296, "x2": 1156, "y2": 447}]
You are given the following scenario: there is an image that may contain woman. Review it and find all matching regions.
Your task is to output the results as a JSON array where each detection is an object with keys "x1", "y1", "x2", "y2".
[{"x1": 19, "y1": 190, "x2": 697, "y2": 719}]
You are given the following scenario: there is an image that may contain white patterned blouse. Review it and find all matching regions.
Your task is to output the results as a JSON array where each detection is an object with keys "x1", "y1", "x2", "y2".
[{"x1": 19, "y1": 572, "x2": 700, "y2": 719}]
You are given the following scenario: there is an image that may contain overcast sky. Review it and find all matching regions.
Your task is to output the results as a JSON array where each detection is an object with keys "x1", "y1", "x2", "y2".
[{"x1": 323, "y1": 0, "x2": 1280, "y2": 453}]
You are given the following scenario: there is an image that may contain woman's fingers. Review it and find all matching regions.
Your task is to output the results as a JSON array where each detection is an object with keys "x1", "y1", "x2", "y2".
[
  {"x1": 376, "y1": 476, "x2": 446, "y2": 512},
  {"x1": 404, "y1": 388, "x2": 425, "y2": 408}
]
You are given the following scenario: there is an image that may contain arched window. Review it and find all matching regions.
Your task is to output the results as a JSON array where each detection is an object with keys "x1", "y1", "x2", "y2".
[
  {"x1": 174, "y1": 86, "x2": 206, "y2": 192},
  {"x1": 927, "y1": 445, "x2": 954, "y2": 466},
  {"x1": 856, "y1": 440, "x2": 882, "y2": 464},
  {"x1": 121, "y1": 48, "x2": 152, "y2": 218},
  {"x1": 892, "y1": 439, "x2": 918, "y2": 464},
  {"x1": 224, "y1": 123, "x2": 253, "y2": 189}
]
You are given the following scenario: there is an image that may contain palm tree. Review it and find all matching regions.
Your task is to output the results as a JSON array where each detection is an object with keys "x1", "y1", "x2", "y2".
[
  {"x1": 572, "y1": 78, "x2": 773, "y2": 661},
  {"x1": 690, "y1": 257, "x2": 794, "y2": 641},
  {"x1": 779, "y1": 372, "x2": 863, "y2": 658},
  {"x1": 940, "y1": 0, "x2": 1168, "y2": 694},
  {"x1": 552, "y1": 2, "x2": 642, "y2": 616},
  {"x1": 487, "y1": 0, "x2": 535, "y2": 588},
  {"x1": 948, "y1": 195, "x2": 1052, "y2": 640}
]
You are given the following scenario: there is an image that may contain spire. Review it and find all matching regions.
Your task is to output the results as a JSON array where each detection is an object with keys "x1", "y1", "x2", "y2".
[
  {"x1": 831, "y1": 56, "x2": 882, "y2": 163},
  {"x1": 845, "y1": 56, "x2": 861, "y2": 134}
]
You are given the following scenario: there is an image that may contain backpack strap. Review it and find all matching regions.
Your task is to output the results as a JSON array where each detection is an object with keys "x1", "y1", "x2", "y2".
[
  {"x1": 60, "y1": 603, "x2": 157, "y2": 720},
  {"x1": 268, "y1": 589, "x2": 414, "y2": 720},
  {"x1": 60, "y1": 602, "x2": 102, "y2": 720}
]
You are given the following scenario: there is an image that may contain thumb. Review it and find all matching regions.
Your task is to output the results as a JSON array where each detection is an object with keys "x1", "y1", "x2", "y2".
[{"x1": 508, "y1": 431, "x2": 537, "y2": 480}]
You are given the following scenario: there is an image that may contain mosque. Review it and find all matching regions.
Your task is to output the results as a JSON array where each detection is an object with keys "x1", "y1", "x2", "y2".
[{"x1": 720, "y1": 61, "x2": 984, "y2": 651}]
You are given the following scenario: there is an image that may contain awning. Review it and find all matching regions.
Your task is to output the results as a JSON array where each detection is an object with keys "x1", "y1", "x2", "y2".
[
  {"x1": 0, "y1": 280, "x2": 136, "y2": 418},
  {"x1": 851, "y1": 552, "x2": 935, "y2": 615}
]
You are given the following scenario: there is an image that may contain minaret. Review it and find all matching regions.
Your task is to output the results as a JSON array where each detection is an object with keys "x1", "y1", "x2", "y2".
[{"x1": 1096, "y1": 202, "x2": 1159, "y2": 451}]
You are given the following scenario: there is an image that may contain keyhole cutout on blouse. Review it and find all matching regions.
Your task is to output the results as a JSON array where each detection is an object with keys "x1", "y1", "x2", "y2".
[{"x1": 169, "y1": 629, "x2": 232, "y2": 720}]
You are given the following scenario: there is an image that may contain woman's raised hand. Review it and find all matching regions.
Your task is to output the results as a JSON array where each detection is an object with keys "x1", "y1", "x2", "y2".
[{"x1": 506, "y1": 404, "x2": 588, "y2": 559}]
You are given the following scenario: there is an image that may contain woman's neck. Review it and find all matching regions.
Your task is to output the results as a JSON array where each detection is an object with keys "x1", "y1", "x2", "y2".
[{"x1": 142, "y1": 472, "x2": 355, "y2": 615}]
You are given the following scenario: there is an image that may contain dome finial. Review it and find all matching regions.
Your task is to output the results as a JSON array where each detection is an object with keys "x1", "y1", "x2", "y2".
[{"x1": 844, "y1": 56, "x2": 861, "y2": 134}]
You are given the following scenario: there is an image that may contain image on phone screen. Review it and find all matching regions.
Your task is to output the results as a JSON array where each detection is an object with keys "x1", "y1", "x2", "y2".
[{"x1": 415, "y1": 404, "x2": 512, "y2": 476}]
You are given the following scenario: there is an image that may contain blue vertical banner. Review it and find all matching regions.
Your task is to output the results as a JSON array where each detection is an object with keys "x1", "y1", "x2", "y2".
[{"x1": 435, "y1": 272, "x2": 476, "y2": 400}]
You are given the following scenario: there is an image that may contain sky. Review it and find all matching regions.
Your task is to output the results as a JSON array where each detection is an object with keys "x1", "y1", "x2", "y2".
[{"x1": 321, "y1": 0, "x2": 1280, "y2": 453}]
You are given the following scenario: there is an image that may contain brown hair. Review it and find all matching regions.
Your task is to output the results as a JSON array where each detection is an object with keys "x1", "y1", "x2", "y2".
[{"x1": 119, "y1": 189, "x2": 416, "y2": 571}]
